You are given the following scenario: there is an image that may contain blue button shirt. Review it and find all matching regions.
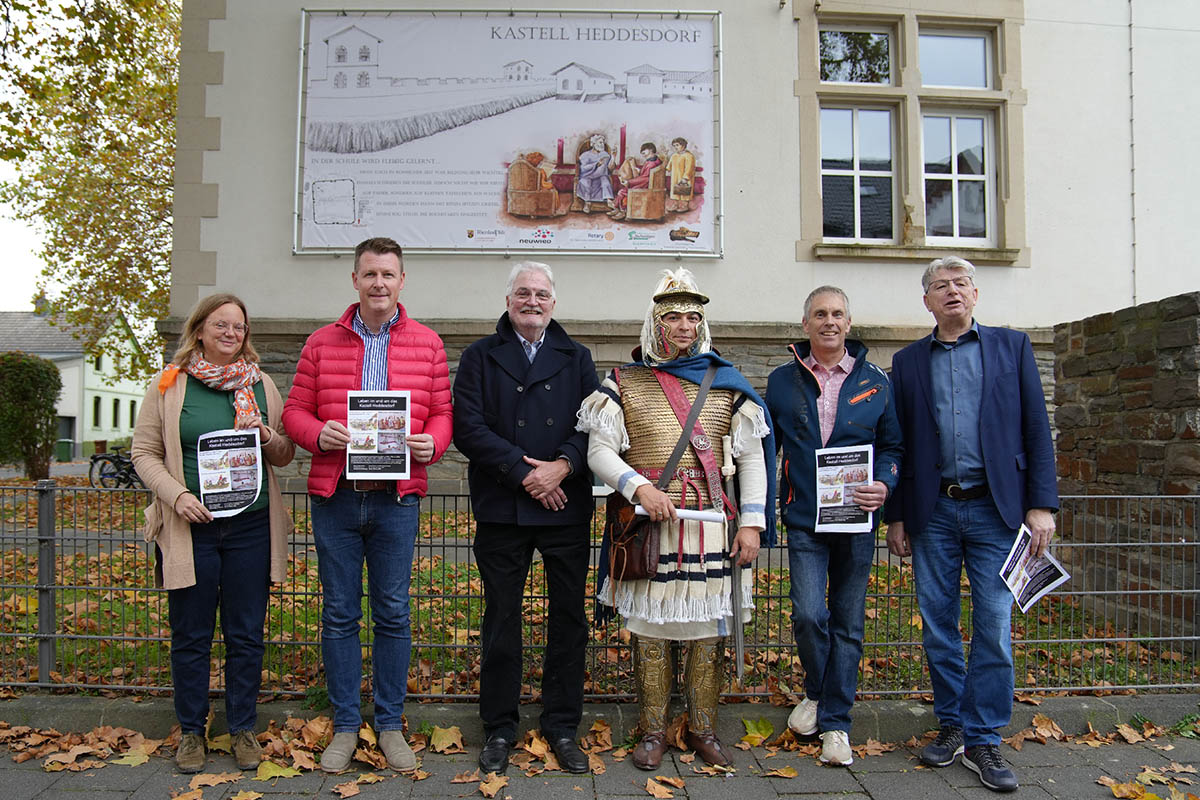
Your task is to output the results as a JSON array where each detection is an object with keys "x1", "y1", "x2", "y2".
[
  {"x1": 930, "y1": 321, "x2": 985, "y2": 487},
  {"x1": 352, "y1": 308, "x2": 399, "y2": 391}
]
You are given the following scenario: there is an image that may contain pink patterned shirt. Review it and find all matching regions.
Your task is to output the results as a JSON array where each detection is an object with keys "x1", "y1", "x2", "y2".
[{"x1": 803, "y1": 349, "x2": 856, "y2": 446}]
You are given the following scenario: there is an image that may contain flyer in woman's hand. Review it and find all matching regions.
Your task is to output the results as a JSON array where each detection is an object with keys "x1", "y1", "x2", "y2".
[
  {"x1": 345, "y1": 390, "x2": 411, "y2": 480},
  {"x1": 197, "y1": 428, "x2": 261, "y2": 517}
]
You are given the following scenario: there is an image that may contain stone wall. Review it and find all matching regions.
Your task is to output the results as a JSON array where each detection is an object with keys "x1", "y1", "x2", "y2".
[
  {"x1": 1054, "y1": 292, "x2": 1200, "y2": 496},
  {"x1": 1053, "y1": 291, "x2": 1200, "y2": 654},
  {"x1": 160, "y1": 316, "x2": 1055, "y2": 495}
]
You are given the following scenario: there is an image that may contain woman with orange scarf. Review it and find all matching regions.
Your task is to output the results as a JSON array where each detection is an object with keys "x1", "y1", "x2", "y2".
[{"x1": 132, "y1": 294, "x2": 294, "y2": 774}]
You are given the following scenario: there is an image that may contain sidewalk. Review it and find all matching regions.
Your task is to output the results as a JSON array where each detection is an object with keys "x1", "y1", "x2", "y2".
[{"x1": 3, "y1": 693, "x2": 1198, "y2": 799}]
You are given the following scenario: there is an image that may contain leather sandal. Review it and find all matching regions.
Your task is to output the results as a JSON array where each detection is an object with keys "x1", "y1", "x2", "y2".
[
  {"x1": 631, "y1": 731, "x2": 667, "y2": 770},
  {"x1": 687, "y1": 730, "x2": 731, "y2": 767}
]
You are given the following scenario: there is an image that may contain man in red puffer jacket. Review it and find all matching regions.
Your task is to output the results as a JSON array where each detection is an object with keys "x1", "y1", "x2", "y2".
[{"x1": 282, "y1": 237, "x2": 452, "y2": 774}]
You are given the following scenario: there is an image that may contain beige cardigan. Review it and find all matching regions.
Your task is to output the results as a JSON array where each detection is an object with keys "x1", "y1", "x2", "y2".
[{"x1": 131, "y1": 370, "x2": 296, "y2": 590}]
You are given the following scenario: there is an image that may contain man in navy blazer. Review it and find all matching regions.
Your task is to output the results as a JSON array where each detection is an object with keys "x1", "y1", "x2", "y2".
[
  {"x1": 453, "y1": 261, "x2": 599, "y2": 776},
  {"x1": 885, "y1": 257, "x2": 1057, "y2": 793}
]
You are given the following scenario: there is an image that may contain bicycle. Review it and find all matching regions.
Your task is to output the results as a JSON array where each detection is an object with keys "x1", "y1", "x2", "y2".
[{"x1": 88, "y1": 446, "x2": 145, "y2": 489}]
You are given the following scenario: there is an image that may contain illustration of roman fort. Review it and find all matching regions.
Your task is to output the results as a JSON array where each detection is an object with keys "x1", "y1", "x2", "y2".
[{"x1": 305, "y1": 24, "x2": 711, "y2": 154}]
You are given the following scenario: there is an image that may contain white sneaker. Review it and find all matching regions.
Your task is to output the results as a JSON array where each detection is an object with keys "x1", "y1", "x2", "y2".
[
  {"x1": 787, "y1": 697, "x2": 819, "y2": 736},
  {"x1": 819, "y1": 730, "x2": 853, "y2": 766}
]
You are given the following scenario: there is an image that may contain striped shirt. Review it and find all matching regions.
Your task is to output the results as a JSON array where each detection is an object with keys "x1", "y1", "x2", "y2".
[
  {"x1": 352, "y1": 308, "x2": 400, "y2": 391},
  {"x1": 803, "y1": 349, "x2": 856, "y2": 446}
]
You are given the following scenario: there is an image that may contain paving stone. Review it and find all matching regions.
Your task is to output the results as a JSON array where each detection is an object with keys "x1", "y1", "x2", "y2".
[
  {"x1": 682, "y1": 773, "x2": 778, "y2": 800},
  {"x1": 1009, "y1": 765, "x2": 1121, "y2": 799},
  {"x1": 5, "y1": 769, "x2": 61, "y2": 800},
  {"x1": 854, "y1": 768, "x2": 955, "y2": 800}
]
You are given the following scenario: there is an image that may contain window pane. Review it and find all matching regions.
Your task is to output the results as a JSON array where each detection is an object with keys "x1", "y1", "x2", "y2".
[
  {"x1": 821, "y1": 108, "x2": 853, "y2": 170},
  {"x1": 956, "y1": 117, "x2": 985, "y2": 175},
  {"x1": 858, "y1": 110, "x2": 891, "y2": 171},
  {"x1": 920, "y1": 34, "x2": 987, "y2": 88},
  {"x1": 923, "y1": 116, "x2": 951, "y2": 174},
  {"x1": 925, "y1": 179, "x2": 954, "y2": 236},
  {"x1": 820, "y1": 31, "x2": 890, "y2": 84},
  {"x1": 860, "y1": 176, "x2": 893, "y2": 239},
  {"x1": 822, "y1": 175, "x2": 854, "y2": 237},
  {"x1": 958, "y1": 180, "x2": 986, "y2": 237}
]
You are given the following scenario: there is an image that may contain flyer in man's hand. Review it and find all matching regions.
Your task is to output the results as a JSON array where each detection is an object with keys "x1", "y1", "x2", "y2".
[
  {"x1": 197, "y1": 428, "x2": 261, "y2": 517},
  {"x1": 345, "y1": 390, "x2": 411, "y2": 480},
  {"x1": 1000, "y1": 524, "x2": 1071, "y2": 613},
  {"x1": 813, "y1": 444, "x2": 874, "y2": 533}
]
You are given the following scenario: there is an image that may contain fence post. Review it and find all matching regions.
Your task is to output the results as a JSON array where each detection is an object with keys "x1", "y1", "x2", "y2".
[{"x1": 36, "y1": 479, "x2": 56, "y2": 687}]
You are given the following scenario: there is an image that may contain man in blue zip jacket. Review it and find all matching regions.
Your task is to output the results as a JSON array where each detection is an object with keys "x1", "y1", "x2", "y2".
[{"x1": 765, "y1": 286, "x2": 901, "y2": 767}]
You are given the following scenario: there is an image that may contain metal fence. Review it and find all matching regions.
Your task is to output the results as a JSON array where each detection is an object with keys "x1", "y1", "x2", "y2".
[{"x1": 0, "y1": 483, "x2": 1196, "y2": 700}]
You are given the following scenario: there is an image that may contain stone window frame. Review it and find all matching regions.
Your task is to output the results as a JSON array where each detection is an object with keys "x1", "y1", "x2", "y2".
[{"x1": 795, "y1": 0, "x2": 1028, "y2": 266}]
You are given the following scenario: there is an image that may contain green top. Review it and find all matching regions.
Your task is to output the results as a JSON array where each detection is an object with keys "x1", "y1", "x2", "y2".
[{"x1": 180, "y1": 378, "x2": 269, "y2": 514}]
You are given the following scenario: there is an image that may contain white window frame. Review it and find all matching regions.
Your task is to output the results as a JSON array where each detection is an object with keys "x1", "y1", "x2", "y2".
[
  {"x1": 820, "y1": 105, "x2": 898, "y2": 244},
  {"x1": 921, "y1": 109, "x2": 996, "y2": 247},
  {"x1": 917, "y1": 31, "x2": 992, "y2": 90},
  {"x1": 796, "y1": 2, "x2": 1027, "y2": 266},
  {"x1": 818, "y1": 25, "x2": 894, "y2": 86}
]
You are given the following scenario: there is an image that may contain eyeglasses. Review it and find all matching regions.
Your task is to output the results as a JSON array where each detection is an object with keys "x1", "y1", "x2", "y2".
[
  {"x1": 512, "y1": 289, "x2": 554, "y2": 302},
  {"x1": 207, "y1": 320, "x2": 248, "y2": 335},
  {"x1": 926, "y1": 277, "x2": 974, "y2": 295}
]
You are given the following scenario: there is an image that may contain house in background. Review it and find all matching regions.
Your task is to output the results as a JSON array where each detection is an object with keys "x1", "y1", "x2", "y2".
[
  {"x1": 551, "y1": 62, "x2": 615, "y2": 100},
  {"x1": 0, "y1": 310, "x2": 147, "y2": 459}
]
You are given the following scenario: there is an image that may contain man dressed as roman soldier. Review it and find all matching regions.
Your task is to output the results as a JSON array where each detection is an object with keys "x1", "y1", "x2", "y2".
[{"x1": 577, "y1": 268, "x2": 776, "y2": 770}]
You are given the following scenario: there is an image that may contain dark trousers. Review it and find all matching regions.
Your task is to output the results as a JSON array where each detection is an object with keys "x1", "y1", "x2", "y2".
[
  {"x1": 168, "y1": 507, "x2": 270, "y2": 734},
  {"x1": 473, "y1": 520, "x2": 590, "y2": 741}
]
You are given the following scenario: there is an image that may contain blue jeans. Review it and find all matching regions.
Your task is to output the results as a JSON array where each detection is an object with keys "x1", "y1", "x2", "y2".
[
  {"x1": 788, "y1": 529, "x2": 874, "y2": 733},
  {"x1": 911, "y1": 495, "x2": 1015, "y2": 747},
  {"x1": 312, "y1": 489, "x2": 420, "y2": 733},
  {"x1": 168, "y1": 507, "x2": 270, "y2": 734}
]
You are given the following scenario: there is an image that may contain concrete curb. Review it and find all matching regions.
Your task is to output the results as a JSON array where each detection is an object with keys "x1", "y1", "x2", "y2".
[{"x1": 2, "y1": 692, "x2": 1196, "y2": 744}]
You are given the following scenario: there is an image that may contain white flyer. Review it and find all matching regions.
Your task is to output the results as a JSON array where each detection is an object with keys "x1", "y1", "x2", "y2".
[
  {"x1": 814, "y1": 444, "x2": 874, "y2": 533},
  {"x1": 197, "y1": 428, "x2": 261, "y2": 518},
  {"x1": 1000, "y1": 524, "x2": 1071, "y2": 613},
  {"x1": 345, "y1": 390, "x2": 411, "y2": 480}
]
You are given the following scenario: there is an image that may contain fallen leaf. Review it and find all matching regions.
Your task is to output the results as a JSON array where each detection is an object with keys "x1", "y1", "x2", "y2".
[
  {"x1": 765, "y1": 765, "x2": 798, "y2": 778},
  {"x1": 352, "y1": 747, "x2": 386, "y2": 769},
  {"x1": 409, "y1": 768, "x2": 430, "y2": 781},
  {"x1": 429, "y1": 725, "x2": 466, "y2": 754},
  {"x1": 207, "y1": 733, "x2": 231, "y2": 754},
  {"x1": 656, "y1": 776, "x2": 685, "y2": 788},
  {"x1": 229, "y1": 792, "x2": 263, "y2": 800},
  {"x1": 290, "y1": 748, "x2": 316, "y2": 771},
  {"x1": 741, "y1": 717, "x2": 774, "y2": 747},
  {"x1": 332, "y1": 780, "x2": 361, "y2": 797},
  {"x1": 588, "y1": 752, "x2": 606, "y2": 774},
  {"x1": 170, "y1": 791, "x2": 204, "y2": 800},
  {"x1": 853, "y1": 739, "x2": 895, "y2": 758},
  {"x1": 644, "y1": 777, "x2": 674, "y2": 798},
  {"x1": 1171, "y1": 764, "x2": 1200, "y2": 775},
  {"x1": 1098, "y1": 775, "x2": 1150, "y2": 799},
  {"x1": 520, "y1": 729, "x2": 549, "y2": 759},
  {"x1": 357, "y1": 724, "x2": 377, "y2": 749},
  {"x1": 252, "y1": 761, "x2": 301, "y2": 781},
  {"x1": 1017, "y1": 695, "x2": 1044, "y2": 705},
  {"x1": 1138, "y1": 769, "x2": 1171, "y2": 786},
  {"x1": 1032, "y1": 713, "x2": 1064, "y2": 740},
  {"x1": 451, "y1": 769, "x2": 481, "y2": 783},
  {"x1": 692, "y1": 763, "x2": 734, "y2": 776},
  {"x1": 1117, "y1": 723, "x2": 1147, "y2": 744},
  {"x1": 479, "y1": 772, "x2": 509, "y2": 798},
  {"x1": 110, "y1": 749, "x2": 150, "y2": 767},
  {"x1": 190, "y1": 771, "x2": 242, "y2": 790}
]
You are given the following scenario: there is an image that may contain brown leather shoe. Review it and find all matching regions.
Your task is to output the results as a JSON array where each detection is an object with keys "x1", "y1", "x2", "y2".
[
  {"x1": 687, "y1": 730, "x2": 731, "y2": 767},
  {"x1": 631, "y1": 731, "x2": 667, "y2": 770}
]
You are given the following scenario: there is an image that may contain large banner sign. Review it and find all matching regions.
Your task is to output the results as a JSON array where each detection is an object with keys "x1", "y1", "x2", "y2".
[{"x1": 295, "y1": 10, "x2": 722, "y2": 256}]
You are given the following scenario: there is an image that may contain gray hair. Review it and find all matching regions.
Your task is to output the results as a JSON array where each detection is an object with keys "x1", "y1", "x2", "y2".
[
  {"x1": 921, "y1": 256, "x2": 977, "y2": 292},
  {"x1": 803, "y1": 285, "x2": 851, "y2": 320},
  {"x1": 505, "y1": 260, "x2": 556, "y2": 298}
]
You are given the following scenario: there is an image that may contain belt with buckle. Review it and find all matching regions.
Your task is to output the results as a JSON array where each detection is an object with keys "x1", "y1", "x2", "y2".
[
  {"x1": 337, "y1": 476, "x2": 395, "y2": 493},
  {"x1": 940, "y1": 480, "x2": 989, "y2": 501}
]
